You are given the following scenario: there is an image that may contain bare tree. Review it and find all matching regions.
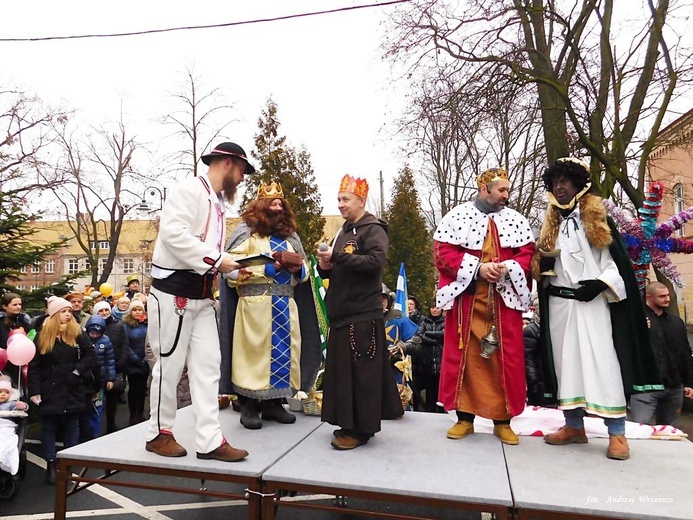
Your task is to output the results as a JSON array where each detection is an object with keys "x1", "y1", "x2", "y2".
[
  {"x1": 0, "y1": 87, "x2": 69, "y2": 195},
  {"x1": 385, "y1": 0, "x2": 693, "y2": 208},
  {"x1": 41, "y1": 114, "x2": 146, "y2": 286},
  {"x1": 161, "y1": 65, "x2": 236, "y2": 178}
]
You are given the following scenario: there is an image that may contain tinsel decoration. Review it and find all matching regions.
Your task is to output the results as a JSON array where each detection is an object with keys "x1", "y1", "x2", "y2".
[{"x1": 604, "y1": 181, "x2": 693, "y2": 293}]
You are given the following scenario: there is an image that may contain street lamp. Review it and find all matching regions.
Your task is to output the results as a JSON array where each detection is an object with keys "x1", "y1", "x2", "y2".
[{"x1": 137, "y1": 187, "x2": 167, "y2": 214}]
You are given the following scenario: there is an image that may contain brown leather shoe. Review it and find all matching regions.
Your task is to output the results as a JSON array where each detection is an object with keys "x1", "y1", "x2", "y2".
[
  {"x1": 606, "y1": 434, "x2": 630, "y2": 460},
  {"x1": 218, "y1": 395, "x2": 231, "y2": 410},
  {"x1": 493, "y1": 424, "x2": 519, "y2": 445},
  {"x1": 330, "y1": 435, "x2": 368, "y2": 450},
  {"x1": 197, "y1": 441, "x2": 248, "y2": 462},
  {"x1": 544, "y1": 426, "x2": 588, "y2": 445},
  {"x1": 447, "y1": 420, "x2": 474, "y2": 440},
  {"x1": 145, "y1": 433, "x2": 187, "y2": 457}
]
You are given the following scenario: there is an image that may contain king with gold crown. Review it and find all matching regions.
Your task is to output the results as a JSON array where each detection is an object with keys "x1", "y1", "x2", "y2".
[
  {"x1": 432, "y1": 167, "x2": 535, "y2": 446},
  {"x1": 315, "y1": 173, "x2": 404, "y2": 451},
  {"x1": 218, "y1": 180, "x2": 322, "y2": 431}
]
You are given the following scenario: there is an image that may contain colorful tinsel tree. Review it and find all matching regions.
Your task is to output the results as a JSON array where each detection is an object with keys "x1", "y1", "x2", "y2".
[{"x1": 604, "y1": 181, "x2": 693, "y2": 293}]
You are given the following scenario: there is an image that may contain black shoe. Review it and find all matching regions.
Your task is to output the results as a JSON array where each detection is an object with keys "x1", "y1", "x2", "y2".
[
  {"x1": 262, "y1": 399, "x2": 296, "y2": 424},
  {"x1": 240, "y1": 398, "x2": 262, "y2": 430},
  {"x1": 46, "y1": 460, "x2": 57, "y2": 485}
]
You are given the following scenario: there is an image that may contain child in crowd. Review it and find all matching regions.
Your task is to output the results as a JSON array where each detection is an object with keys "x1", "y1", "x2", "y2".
[
  {"x1": 84, "y1": 316, "x2": 115, "y2": 439},
  {"x1": 0, "y1": 377, "x2": 28, "y2": 476}
]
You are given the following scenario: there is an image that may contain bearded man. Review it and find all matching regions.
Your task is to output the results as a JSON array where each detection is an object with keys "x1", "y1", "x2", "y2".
[
  {"x1": 145, "y1": 142, "x2": 253, "y2": 463},
  {"x1": 434, "y1": 167, "x2": 535, "y2": 445},
  {"x1": 219, "y1": 182, "x2": 321, "y2": 430}
]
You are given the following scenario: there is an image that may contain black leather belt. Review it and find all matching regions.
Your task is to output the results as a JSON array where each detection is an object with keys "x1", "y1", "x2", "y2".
[
  {"x1": 152, "y1": 271, "x2": 215, "y2": 299},
  {"x1": 547, "y1": 285, "x2": 578, "y2": 299}
]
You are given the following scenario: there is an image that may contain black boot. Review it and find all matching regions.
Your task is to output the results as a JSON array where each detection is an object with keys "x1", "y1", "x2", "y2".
[
  {"x1": 240, "y1": 398, "x2": 262, "y2": 430},
  {"x1": 262, "y1": 399, "x2": 297, "y2": 424},
  {"x1": 46, "y1": 460, "x2": 57, "y2": 485}
]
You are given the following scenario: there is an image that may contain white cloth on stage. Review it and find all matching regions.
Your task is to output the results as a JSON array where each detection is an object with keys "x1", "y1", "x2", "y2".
[
  {"x1": 454, "y1": 406, "x2": 687, "y2": 440},
  {"x1": 548, "y1": 205, "x2": 628, "y2": 418}
]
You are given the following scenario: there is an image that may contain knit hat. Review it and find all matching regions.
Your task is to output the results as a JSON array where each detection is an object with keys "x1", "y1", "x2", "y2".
[
  {"x1": 0, "y1": 380, "x2": 12, "y2": 392},
  {"x1": 47, "y1": 297, "x2": 72, "y2": 318},
  {"x1": 93, "y1": 301, "x2": 111, "y2": 315},
  {"x1": 128, "y1": 299, "x2": 145, "y2": 313}
]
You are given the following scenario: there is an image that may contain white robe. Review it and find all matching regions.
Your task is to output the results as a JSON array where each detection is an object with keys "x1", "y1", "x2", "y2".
[{"x1": 548, "y1": 205, "x2": 628, "y2": 418}]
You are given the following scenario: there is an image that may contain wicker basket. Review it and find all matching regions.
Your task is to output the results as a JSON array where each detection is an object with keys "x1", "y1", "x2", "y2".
[{"x1": 301, "y1": 390, "x2": 323, "y2": 416}]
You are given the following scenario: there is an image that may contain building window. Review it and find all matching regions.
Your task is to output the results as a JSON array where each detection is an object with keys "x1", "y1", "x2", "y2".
[
  {"x1": 89, "y1": 240, "x2": 110, "y2": 250},
  {"x1": 16, "y1": 285, "x2": 25, "y2": 291},
  {"x1": 85, "y1": 259, "x2": 92, "y2": 272},
  {"x1": 31, "y1": 263, "x2": 40, "y2": 274},
  {"x1": 674, "y1": 184, "x2": 685, "y2": 237},
  {"x1": 19, "y1": 266, "x2": 27, "y2": 273},
  {"x1": 68, "y1": 259, "x2": 79, "y2": 274},
  {"x1": 100, "y1": 258, "x2": 108, "y2": 274},
  {"x1": 143, "y1": 260, "x2": 152, "y2": 274},
  {"x1": 30, "y1": 284, "x2": 39, "y2": 292},
  {"x1": 123, "y1": 258, "x2": 135, "y2": 274},
  {"x1": 45, "y1": 259, "x2": 55, "y2": 273}
]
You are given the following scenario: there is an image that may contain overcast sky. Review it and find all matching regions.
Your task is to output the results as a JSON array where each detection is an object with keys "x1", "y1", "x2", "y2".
[{"x1": 0, "y1": 1, "x2": 408, "y2": 214}]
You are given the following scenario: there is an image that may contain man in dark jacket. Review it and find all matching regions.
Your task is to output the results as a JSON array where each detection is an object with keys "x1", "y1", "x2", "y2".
[
  {"x1": 317, "y1": 174, "x2": 403, "y2": 450},
  {"x1": 630, "y1": 282, "x2": 693, "y2": 426},
  {"x1": 414, "y1": 304, "x2": 445, "y2": 413}
]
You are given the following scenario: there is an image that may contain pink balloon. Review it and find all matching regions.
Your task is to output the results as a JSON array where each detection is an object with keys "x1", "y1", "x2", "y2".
[
  {"x1": 6, "y1": 336, "x2": 36, "y2": 366},
  {"x1": 0, "y1": 348, "x2": 7, "y2": 371},
  {"x1": 6, "y1": 329, "x2": 27, "y2": 348}
]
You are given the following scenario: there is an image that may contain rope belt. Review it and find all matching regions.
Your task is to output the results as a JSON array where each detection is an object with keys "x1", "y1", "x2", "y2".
[{"x1": 237, "y1": 283, "x2": 294, "y2": 298}]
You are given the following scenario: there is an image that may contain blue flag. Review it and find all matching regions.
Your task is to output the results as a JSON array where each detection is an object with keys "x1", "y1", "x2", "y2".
[{"x1": 394, "y1": 262, "x2": 408, "y2": 316}]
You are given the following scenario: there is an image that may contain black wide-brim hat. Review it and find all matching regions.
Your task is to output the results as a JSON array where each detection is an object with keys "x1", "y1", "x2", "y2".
[{"x1": 200, "y1": 142, "x2": 256, "y2": 174}]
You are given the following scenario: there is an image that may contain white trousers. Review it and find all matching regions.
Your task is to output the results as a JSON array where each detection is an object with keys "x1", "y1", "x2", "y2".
[{"x1": 146, "y1": 287, "x2": 224, "y2": 454}]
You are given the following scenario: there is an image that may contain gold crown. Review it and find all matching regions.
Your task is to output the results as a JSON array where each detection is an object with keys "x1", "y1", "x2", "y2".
[
  {"x1": 476, "y1": 167, "x2": 509, "y2": 188},
  {"x1": 257, "y1": 181, "x2": 284, "y2": 199},
  {"x1": 339, "y1": 174, "x2": 369, "y2": 199}
]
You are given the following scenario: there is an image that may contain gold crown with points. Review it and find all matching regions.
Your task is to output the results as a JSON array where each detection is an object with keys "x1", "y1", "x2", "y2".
[
  {"x1": 256, "y1": 181, "x2": 285, "y2": 199},
  {"x1": 339, "y1": 174, "x2": 369, "y2": 199},
  {"x1": 476, "y1": 167, "x2": 509, "y2": 188}
]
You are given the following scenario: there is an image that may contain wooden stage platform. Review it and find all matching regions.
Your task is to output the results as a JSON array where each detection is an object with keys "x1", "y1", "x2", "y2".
[{"x1": 56, "y1": 406, "x2": 693, "y2": 519}]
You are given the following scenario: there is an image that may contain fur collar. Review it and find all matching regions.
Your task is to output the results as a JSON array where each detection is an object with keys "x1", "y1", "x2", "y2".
[{"x1": 531, "y1": 193, "x2": 612, "y2": 280}]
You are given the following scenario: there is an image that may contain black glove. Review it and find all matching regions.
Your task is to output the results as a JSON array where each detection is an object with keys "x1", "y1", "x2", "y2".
[
  {"x1": 539, "y1": 256, "x2": 556, "y2": 273},
  {"x1": 573, "y1": 279, "x2": 607, "y2": 302}
]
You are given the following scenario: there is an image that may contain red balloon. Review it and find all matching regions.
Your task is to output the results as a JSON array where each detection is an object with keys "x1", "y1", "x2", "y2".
[
  {"x1": 6, "y1": 336, "x2": 36, "y2": 366},
  {"x1": 0, "y1": 348, "x2": 7, "y2": 371}
]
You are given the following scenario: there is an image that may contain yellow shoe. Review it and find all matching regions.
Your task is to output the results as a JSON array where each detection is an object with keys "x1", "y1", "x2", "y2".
[
  {"x1": 447, "y1": 420, "x2": 474, "y2": 440},
  {"x1": 493, "y1": 424, "x2": 519, "y2": 445}
]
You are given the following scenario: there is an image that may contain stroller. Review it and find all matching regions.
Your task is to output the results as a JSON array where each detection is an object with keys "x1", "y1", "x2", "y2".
[{"x1": 0, "y1": 371, "x2": 29, "y2": 501}]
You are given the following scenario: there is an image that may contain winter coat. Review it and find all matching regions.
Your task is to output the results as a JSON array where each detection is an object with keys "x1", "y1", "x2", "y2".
[
  {"x1": 0, "y1": 311, "x2": 32, "y2": 348},
  {"x1": 27, "y1": 331, "x2": 99, "y2": 416},
  {"x1": 415, "y1": 313, "x2": 445, "y2": 379},
  {"x1": 124, "y1": 321, "x2": 149, "y2": 376},
  {"x1": 103, "y1": 316, "x2": 130, "y2": 373},
  {"x1": 0, "y1": 311, "x2": 34, "y2": 386},
  {"x1": 523, "y1": 320, "x2": 548, "y2": 406},
  {"x1": 85, "y1": 315, "x2": 116, "y2": 386}
]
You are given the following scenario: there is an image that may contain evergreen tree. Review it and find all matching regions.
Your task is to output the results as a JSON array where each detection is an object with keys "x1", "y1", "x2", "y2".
[
  {"x1": 0, "y1": 190, "x2": 77, "y2": 313},
  {"x1": 243, "y1": 98, "x2": 325, "y2": 250},
  {"x1": 383, "y1": 166, "x2": 436, "y2": 307}
]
